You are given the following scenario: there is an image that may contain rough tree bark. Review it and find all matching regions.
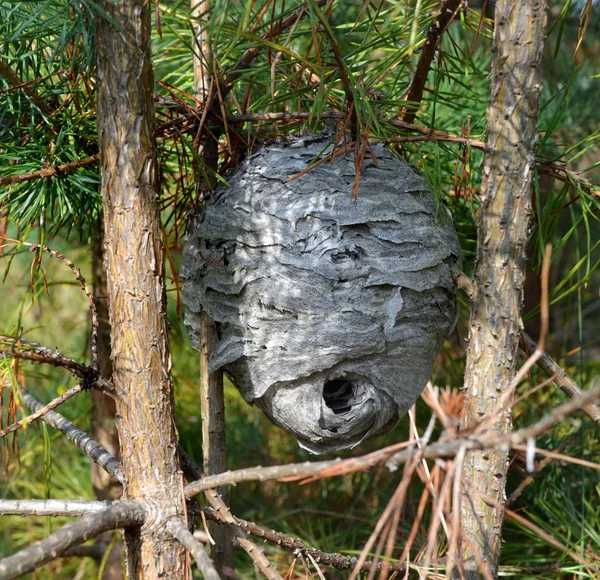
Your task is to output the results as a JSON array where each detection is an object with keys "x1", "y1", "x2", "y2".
[
  {"x1": 457, "y1": 0, "x2": 547, "y2": 577},
  {"x1": 97, "y1": 1, "x2": 187, "y2": 577}
]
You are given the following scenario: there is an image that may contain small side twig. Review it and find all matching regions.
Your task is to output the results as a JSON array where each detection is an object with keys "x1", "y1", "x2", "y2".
[
  {"x1": 0, "y1": 383, "x2": 83, "y2": 439},
  {"x1": 202, "y1": 507, "x2": 407, "y2": 574},
  {"x1": 0, "y1": 336, "x2": 113, "y2": 395},
  {"x1": 27, "y1": 242, "x2": 99, "y2": 369},
  {"x1": 0, "y1": 501, "x2": 146, "y2": 580},
  {"x1": 20, "y1": 388, "x2": 124, "y2": 484},
  {"x1": 165, "y1": 517, "x2": 220, "y2": 580},
  {"x1": 0, "y1": 154, "x2": 100, "y2": 187}
]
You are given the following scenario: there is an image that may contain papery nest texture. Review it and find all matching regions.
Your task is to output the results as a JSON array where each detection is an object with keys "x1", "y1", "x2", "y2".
[{"x1": 181, "y1": 135, "x2": 461, "y2": 453}]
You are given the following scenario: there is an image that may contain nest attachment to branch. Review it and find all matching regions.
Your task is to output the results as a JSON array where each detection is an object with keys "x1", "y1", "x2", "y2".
[{"x1": 181, "y1": 135, "x2": 461, "y2": 453}]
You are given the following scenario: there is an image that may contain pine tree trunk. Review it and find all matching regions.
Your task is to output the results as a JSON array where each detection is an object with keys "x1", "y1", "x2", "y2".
[
  {"x1": 456, "y1": 0, "x2": 547, "y2": 577},
  {"x1": 97, "y1": 1, "x2": 187, "y2": 577}
]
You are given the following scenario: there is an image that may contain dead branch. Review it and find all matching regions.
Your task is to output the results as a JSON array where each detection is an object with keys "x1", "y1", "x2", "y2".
[
  {"x1": 451, "y1": 267, "x2": 600, "y2": 427},
  {"x1": 182, "y1": 381, "x2": 600, "y2": 498},
  {"x1": 0, "y1": 500, "x2": 146, "y2": 580},
  {"x1": 61, "y1": 544, "x2": 106, "y2": 561},
  {"x1": 20, "y1": 388, "x2": 124, "y2": 484},
  {"x1": 27, "y1": 242, "x2": 99, "y2": 368},
  {"x1": 165, "y1": 518, "x2": 220, "y2": 580},
  {"x1": 179, "y1": 449, "x2": 284, "y2": 580},
  {"x1": 0, "y1": 499, "x2": 113, "y2": 517},
  {"x1": 0, "y1": 336, "x2": 113, "y2": 395},
  {"x1": 183, "y1": 457, "x2": 341, "y2": 497},
  {"x1": 0, "y1": 383, "x2": 83, "y2": 438},
  {"x1": 402, "y1": 0, "x2": 465, "y2": 124},
  {"x1": 201, "y1": 506, "x2": 408, "y2": 574}
]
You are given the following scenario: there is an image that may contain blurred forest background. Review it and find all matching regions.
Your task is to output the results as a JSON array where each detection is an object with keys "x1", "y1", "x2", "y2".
[{"x1": 1, "y1": 0, "x2": 599, "y2": 577}]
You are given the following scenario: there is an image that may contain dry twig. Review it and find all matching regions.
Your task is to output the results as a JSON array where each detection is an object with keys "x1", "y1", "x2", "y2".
[{"x1": 0, "y1": 383, "x2": 83, "y2": 438}]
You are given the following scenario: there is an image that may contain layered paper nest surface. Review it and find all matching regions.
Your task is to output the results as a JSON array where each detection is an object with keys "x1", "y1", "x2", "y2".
[{"x1": 181, "y1": 136, "x2": 461, "y2": 453}]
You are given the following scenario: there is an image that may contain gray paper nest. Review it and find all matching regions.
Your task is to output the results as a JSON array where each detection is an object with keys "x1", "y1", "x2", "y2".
[{"x1": 181, "y1": 135, "x2": 461, "y2": 454}]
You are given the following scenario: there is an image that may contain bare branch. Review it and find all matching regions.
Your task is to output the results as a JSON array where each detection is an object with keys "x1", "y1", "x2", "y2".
[
  {"x1": 201, "y1": 507, "x2": 407, "y2": 574},
  {"x1": 62, "y1": 544, "x2": 106, "y2": 561},
  {"x1": 0, "y1": 383, "x2": 83, "y2": 438},
  {"x1": 523, "y1": 332, "x2": 600, "y2": 427},
  {"x1": 180, "y1": 450, "x2": 284, "y2": 580},
  {"x1": 0, "y1": 499, "x2": 113, "y2": 517},
  {"x1": 165, "y1": 518, "x2": 220, "y2": 580},
  {"x1": 401, "y1": 0, "x2": 464, "y2": 124},
  {"x1": 0, "y1": 501, "x2": 146, "y2": 580},
  {"x1": 184, "y1": 458, "x2": 341, "y2": 498},
  {"x1": 0, "y1": 336, "x2": 113, "y2": 395},
  {"x1": 20, "y1": 388, "x2": 124, "y2": 484}
]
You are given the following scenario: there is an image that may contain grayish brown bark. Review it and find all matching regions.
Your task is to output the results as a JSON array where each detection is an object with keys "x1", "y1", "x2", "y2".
[
  {"x1": 20, "y1": 388, "x2": 124, "y2": 484},
  {"x1": 457, "y1": 0, "x2": 548, "y2": 577},
  {"x1": 0, "y1": 501, "x2": 146, "y2": 580},
  {"x1": 97, "y1": 0, "x2": 187, "y2": 577}
]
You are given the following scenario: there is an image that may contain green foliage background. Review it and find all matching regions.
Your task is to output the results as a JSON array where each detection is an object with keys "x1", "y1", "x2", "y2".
[{"x1": 1, "y1": 0, "x2": 599, "y2": 577}]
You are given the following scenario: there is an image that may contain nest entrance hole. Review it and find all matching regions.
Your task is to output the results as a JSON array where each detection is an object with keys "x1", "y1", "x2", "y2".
[{"x1": 323, "y1": 379, "x2": 356, "y2": 415}]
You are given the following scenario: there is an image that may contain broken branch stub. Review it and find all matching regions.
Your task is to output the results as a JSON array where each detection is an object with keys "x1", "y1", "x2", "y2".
[{"x1": 181, "y1": 135, "x2": 461, "y2": 453}]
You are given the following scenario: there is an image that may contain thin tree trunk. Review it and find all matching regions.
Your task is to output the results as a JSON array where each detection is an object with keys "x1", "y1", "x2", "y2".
[
  {"x1": 191, "y1": 1, "x2": 234, "y2": 575},
  {"x1": 97, "y1": 1, "x2": 187, "y2": 577},
  {"x1": 456, "y1": 1, "x2": 547, "y2": 577},
  {"x1": 91, "y1": 225, "x2": 124, "y2": 579}
]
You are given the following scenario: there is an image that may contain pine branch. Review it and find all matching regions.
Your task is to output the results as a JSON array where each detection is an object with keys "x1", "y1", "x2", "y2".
[
  {"x1": 0, "y1": 154, "x2": 100, "y2": 187},
  {"x1": 0, "y1": 56, "x2": 52, "y2": 116},
  {"x1": 0, "y1": 501, "x2": 146, "y2": 580},
  {"x1": 2, "y1": 118, "x2": 593, "y2": 198},
  {"x1": 219, "y1": 0, "x2": 328, "y2": 101}
]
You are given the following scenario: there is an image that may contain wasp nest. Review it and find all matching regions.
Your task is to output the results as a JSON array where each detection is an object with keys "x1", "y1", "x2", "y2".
[{"x1": 181, "y1": 136, "x2": 461, "y2": 453}]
